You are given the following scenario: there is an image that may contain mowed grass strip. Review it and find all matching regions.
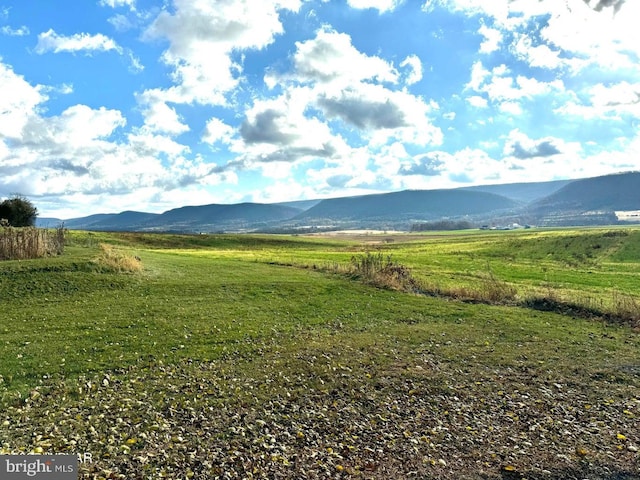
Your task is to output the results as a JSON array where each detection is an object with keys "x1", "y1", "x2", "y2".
[{"x1": 0, "y1": 229, "x2": 639, "y2": 479}]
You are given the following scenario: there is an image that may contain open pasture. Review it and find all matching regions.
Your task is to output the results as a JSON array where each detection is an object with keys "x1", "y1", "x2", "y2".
[{"x1": 0, "y1": 227, "x2": 639, "y2": 479}]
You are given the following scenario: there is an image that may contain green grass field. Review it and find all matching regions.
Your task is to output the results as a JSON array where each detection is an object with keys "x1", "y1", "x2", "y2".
[{"x1": 1, "y1": 227, "x2": 639, "y2": 479}]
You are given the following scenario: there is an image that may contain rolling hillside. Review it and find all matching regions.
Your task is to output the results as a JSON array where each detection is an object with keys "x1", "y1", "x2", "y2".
[
  {"x1": 532, "y1": 171, "x2": 640, "y2": 212},
  {"x1": 460, "y1": 179, "x2": 570, "y2": 204},
  {"x1": 141, "y1": 202, "x2": 302, "y2": 231},
  {"x1": 34, "y1": 171, "x2": 640, "y2": 232},
  {"x1": 528, "y1": 171, "x2": 640, "y2": 226},
  {"x1": 293, "y1": 189, "x2": 519, "y2": 226}
]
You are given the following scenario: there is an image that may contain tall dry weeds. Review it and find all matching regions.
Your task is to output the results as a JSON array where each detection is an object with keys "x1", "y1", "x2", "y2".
[{"x1": 0, "y1": 226, "x2": 65, "y2": 260}]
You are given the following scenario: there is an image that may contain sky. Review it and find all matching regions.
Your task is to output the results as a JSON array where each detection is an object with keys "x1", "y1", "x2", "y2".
[{"x1": 0, "y1": 0, "x2": 638, "y2": 218}]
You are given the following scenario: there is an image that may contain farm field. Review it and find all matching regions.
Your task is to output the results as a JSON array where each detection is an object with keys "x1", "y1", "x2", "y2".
[{"x1": 0, "y1": 227, "x2": 639, "y2": 479}]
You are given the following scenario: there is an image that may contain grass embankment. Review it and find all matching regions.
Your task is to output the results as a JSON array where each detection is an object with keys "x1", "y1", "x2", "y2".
[{"x1": 0, "y1": 228, "x2": 638, "y2": 479}]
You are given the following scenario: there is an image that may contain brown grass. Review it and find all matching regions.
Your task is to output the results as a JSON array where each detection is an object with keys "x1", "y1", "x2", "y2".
[
  {"x1": 94, "y1": 243, "x2": 143, "y2": 273},
  {"x1": 327, "y1": 253, "x2": 640, "y2": 328},
  {"x1": 0, "y1": 226, "x2": 65, "y2": 260}
]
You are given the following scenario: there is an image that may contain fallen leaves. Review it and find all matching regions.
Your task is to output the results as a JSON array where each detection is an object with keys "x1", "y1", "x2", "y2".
[{"x1": 0, "y1": 346, "x2": 638, "y2": 479}]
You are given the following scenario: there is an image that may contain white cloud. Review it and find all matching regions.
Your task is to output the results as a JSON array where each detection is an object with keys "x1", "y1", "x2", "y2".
[
  {"x1": 0, "y1": 62, "x2": 225, "y2": 211},
  {"x1": 1, "y1": 25, "x2": 29, "y2": 36},
  {"x1": 136, "y1": 89, "x2": 189, "y2": 135},
  {"x1": 316, "y1": 83, "x2": 442, "y2": 145},
  {"x1": 498, "y1": 101, "x2": 522, "y2": 115},
  {"x1": 347, "y1": 0, "x2": 404, "y2": 13},
  {"x1": 127, "y1": 51, "x2": 144, "y2": 73},
  {"x1": 478, "y1": 24, "x2": 502, "y2": 54},
  {"x1": 259, "y1": 26, "x2": 442, "y2": 179},
  {"x1": 467, "y1": 61, "x2": 489, "y2": 91},
  {"x1": 400, "y1": 54, "x2": 423, "y2": 85},
  {"x1": 238, "y1": 89, "x2": 345, "y2": 164},
  {"x1": 127, "y1": 132, "x2": 189, "y2": 158},
  {"x1": 99, "y1": 0, "x2": 136, "y2": 8},
  {"x1": 467, "y1": 95, "x2": 488, "y2": 108},
  {"x1": 590, "y1": 82, "x2": 640, "y2": 109},
  {"x1": 107, "y1": 14, "x2": 135, "y2": 32},
  {"x1": 503, "y1": 129, "x2": 563, "y2": 159},
  {"x1": 466, "y1": 61, "x2": 565, "y2": 113},
  {"x1": 291, "y1": 28, "x2": 399, "y2": 86},
  {"x1": 435, "y1": 0, "x2": 640, "y2": 72},
  {"x1": 0, "y1": 61, "x2": 47, "y2": 139},
  {"x1": 35, "y1": 29, "x2": 122, "y2": 55},
  {"x1": 402, "y1": 147, "x2": 504, "y2": 186},
  {"x1": 203, "y1": 118, "x2": 234, "y2": 145},
  {"x1": 511, "y1": 34, "x2": 568, "y2": 70},
  {"x1": 54, "y1": 105, "x2": 126, "y2": 144},
  {"x1": 556, "y1": 81, "x2": 640, "y2": 119},
  {"x1": 540, "y1": 0, "x2": 640, "y2": 70},
  {"x1": 143, "y1": 0, "x2": 301, "y2": 106}
]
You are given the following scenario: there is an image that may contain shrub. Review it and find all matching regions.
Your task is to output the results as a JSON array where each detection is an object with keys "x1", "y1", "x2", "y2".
[
  {"x1": 0, "y1": 196, "x2": 38, "y2": 227},
  {"x1": 349, "y1": 252, "x2": 421, "y2": 292}
]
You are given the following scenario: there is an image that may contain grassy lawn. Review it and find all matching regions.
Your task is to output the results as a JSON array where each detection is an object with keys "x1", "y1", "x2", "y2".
[{"x1": 0, "y1": 228, "x2": 639, "y2": 479}]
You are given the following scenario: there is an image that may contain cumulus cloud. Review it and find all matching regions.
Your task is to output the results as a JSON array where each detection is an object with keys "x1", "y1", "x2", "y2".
[
  {"x1": 466, "y1": 95, "x2": 488, "y2": 108},
  {"x1": 317, "y1": 87, "x2": 408, "y2": 130},
  {"x1": 136, "y1": 89, "x2": 189, "y2": 135},
  {"x1": 510, "y1": 34, "x2": 570, "y2": 70},
  {"x1": 240, "y1": 109, "x2": 299, "y2": 145},
  {"x1": 399, "y1": 152, "x2": 446, "y2": 176},
  {"x1": 556, "y1": 81, "x2": 640, "y2": 118},
  {"x1": 590, "y1": 82, "x2": 640, "y2": 107},
  {"x1": 582, "y1": 0, "x2": 625, "y2": 13},
  {"x1": 143, "y1": 0, "x2": 301, "y2": 106},
  {"x1": 0, "y1": 62, "x2": 47, "y2": 139},
  {"x1": 292, "y1": 28, "x2": 399, "y2": 85},
  {"x1": 346, "y1": 0, "x2": 404, "y2": 13},
  {"x1": 0, "y1": 59, "x2": 226, "y2": 208},
  {"x1": 478, "y1": 24, "x2": 502, "y2": 54},
  {"x1": 283, "y1": 29, "x2": 441, "y2": 146},
  {"x1": 237, "y1": 91, "x2": 345, "y2": 167},
  {"x1": 503, "y1": 130, "x2": 563, "y2": 159},
  {"x1": 35, "y1": 29, "x2": 122, "y2": 54},
  {"x1": 436, "y1": 0, "x2": 639, "y2": 71},
  {"x1": 202, "y1": 118, "x2": 234, "y2": 145},
  {"x1": 465, "y1": 60, "x2": 565, "y2": 113}
]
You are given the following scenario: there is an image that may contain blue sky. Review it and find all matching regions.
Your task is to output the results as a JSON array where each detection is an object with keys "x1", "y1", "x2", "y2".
[{"x1": 0, "y1": 0, "x2": 638, "y2": 218}]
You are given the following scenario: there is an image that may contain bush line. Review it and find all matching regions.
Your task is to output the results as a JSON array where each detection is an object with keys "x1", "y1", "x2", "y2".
[{"x1": 311, "y1": 252, "x2": 639, "y2": 329}]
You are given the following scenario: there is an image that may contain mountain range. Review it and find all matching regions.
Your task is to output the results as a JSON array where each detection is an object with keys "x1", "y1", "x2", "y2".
[{"x1": 36, "y1": 172, "x2": 640, "y2": 232}]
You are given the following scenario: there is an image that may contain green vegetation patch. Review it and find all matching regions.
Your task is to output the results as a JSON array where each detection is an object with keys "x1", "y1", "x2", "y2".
[{"x1": 0, "y1": 229, "x2": 639, "y2": 479}]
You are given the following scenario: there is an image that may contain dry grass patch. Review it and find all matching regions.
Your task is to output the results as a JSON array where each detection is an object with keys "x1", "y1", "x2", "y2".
[
  {"x1": 94, "y1": 243, "x2": 143, "y2": 273},
  {"x1": 0, "y1": 226, "x2": 65, "y2": 260}
]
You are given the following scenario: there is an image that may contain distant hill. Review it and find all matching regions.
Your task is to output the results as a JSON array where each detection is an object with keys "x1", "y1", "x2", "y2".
[
  {"x1": 460, "y1": 179, "x2": 571, "y2": 204},
  {"x1": 532, "y1": 172, "x2": 640, "y2": 212},
  {"x1": 139, "y1": 203, "x2": 302, "y2": 232},
  {"x1": 62, "y1": 211, "x2": 160, "y2": 231},
  {"x1": 527, "y1": 171, "x2": 640, "y2": 226},
  {"x1": 33, "y1": 172, "x2": 639, "y2": 232},
  {"x1": 274, "y1": 199, "x2": 321, "y2": 211},
  {"x1": 294, "y1": 189, "x2": 519, "y2": 226},
  {"x1": 36, "y1": 217, "x2": 64, "y2": 228}
]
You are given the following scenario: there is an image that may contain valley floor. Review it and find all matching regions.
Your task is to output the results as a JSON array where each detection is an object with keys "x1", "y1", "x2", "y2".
[{"x1": 1, "y1": 229, "x2": 639, "y2": 479}]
